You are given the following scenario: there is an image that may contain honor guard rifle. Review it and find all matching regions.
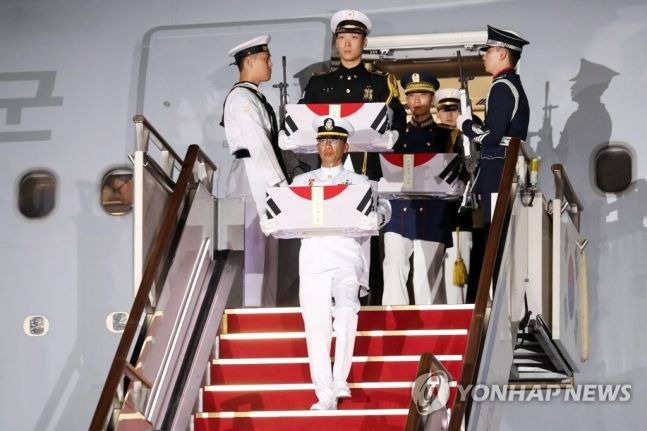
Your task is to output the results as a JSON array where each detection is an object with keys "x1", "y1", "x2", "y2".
[
  {"x1": 457, "y1": 50, "x2": 479, "y2": 210},
  {"x1": 273, "y1": 55, "x2": 289, "y2": 129}
]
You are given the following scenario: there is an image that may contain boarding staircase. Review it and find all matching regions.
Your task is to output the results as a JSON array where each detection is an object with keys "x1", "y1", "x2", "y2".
[
  {"x1": 90, "y1": 117, "x2": 588, "y2": 431},
  {"x1": 194, "y1": 305, "x2": 471, "y2": 430}
]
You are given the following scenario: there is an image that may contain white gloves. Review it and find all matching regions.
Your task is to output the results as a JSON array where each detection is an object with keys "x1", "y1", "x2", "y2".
[
  {"x1": 371, "y1": 129, "x2": 399, "y2": 151},
  {"x1": 376, "y1": 198, "x2": 392, "y2": 228},
  {"x1": 259, "y1": 215, "x2": 278, "y2": 237},
  {"x1": 359, "y1": 211, "x2": 379, "y2": 231},
  {"x1": 386, "y1": 129, "x2": 399, "y2": 147},
  {"x1": 457, "y1": 114, "x2": 471, "y2": 131},
  {"x1": 278, "y1": 130, "x2": 298, "y2": 151},
  {"x1": 359, "y1": 199, "x2": 392, "y2": 231},
  {"x1": 448, "y1": 179, "x2": 466, "y2": 196}
]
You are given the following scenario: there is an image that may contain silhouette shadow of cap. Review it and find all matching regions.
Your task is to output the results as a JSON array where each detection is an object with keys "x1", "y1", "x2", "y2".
[{"x1": 570, "y1": 59, "x2": 619, "y2": 85}]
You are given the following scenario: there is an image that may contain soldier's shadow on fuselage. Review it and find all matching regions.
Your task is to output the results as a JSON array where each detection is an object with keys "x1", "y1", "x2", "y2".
[{"x1": 536, "y1": 59, "x2": 619, "y2": 328}]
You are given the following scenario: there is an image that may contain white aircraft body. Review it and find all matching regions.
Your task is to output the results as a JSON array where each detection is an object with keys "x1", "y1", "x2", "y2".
[{"x1": 1, "y1": 0, "x2": 646, "y2": 430}]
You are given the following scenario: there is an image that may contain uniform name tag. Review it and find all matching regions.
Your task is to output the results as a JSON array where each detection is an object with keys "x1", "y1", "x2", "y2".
[
  {"x1": 311, "y1": 186, "x2": 324, "y2": 226},
  {"x1": 403, "y1": 154, "x2": 414, "y2": 190}
]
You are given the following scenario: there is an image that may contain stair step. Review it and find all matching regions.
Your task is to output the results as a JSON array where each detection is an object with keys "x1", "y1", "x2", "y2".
[
  {"x1": 204, "y1": 382, "x2": 404, "y2": 411},
  {"x1": 194, "y1": 409, "x2": 408, "y2": 431},
  {"x1": 203, "y1": 382, "x2": 458, "y2": 412},
  {"x1": 224, "y1": 305, "x2": 474, "y2": 333},
  {"x1": 211, "y1": 355, "x2": 463, "y2": 384},
  {"x1": 218, "y1": 329, "x2": 468, "y2": 359}
]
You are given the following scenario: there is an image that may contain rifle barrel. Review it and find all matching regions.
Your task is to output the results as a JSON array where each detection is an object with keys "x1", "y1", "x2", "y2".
[{"x1": 457, "y1": 50, "x2": 465, "y2": 89}]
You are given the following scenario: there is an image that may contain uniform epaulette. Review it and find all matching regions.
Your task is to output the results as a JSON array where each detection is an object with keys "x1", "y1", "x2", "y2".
[
  {"x1": 364, "y1": 63, "x2": 386, "y2": 75},
  {"x1": 310, "y1": 70, "x2": 329, "y2": 77}
]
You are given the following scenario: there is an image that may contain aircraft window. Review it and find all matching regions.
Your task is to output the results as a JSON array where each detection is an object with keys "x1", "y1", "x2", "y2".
[
  {"x1": 18, "y1": 170, "x2": 57, "y2": 219},
  {"x1": 101, "y1": 168, "x2": 133, "y2": 215},
  {"x1": 595, "y1": 145, "x2": 632, "y2": 193}
]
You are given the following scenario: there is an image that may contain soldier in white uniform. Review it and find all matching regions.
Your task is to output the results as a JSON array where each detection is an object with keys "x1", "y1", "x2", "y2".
[
  {"x1": 285, "y1": 116, "x2": 390, "y2": 410},
  {"x1": 222, "y1": 35, "x2": 288, "y2": 306}
]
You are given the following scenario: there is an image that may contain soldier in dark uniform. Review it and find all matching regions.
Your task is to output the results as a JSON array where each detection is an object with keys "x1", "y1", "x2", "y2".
[
  {"x1": 382, "y1": 72, "x2": 454, "y2": 305},
  {"x1": 299, "y1": 9, "x2": 407, "y2": 303},
  {"x1": 458, "y1": 25, "x2": 530, "y2": 223},
  {"x1": 299, "y1": 9, "x2": 406, "y2": 181},
  {"x1": 457, "y1": 25, "x2": 530, "y2": 303}
]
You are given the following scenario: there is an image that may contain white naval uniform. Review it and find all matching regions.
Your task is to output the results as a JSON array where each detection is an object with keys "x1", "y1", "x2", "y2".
[
  {"x1": 224, "y1": 82, "x2": 286, "y2": 307},
  {"x1": 291, "y1": 165, "x2": 373, "y2": 405}
]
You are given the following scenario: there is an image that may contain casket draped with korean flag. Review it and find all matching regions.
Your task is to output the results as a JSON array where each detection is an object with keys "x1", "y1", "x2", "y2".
[
  {"x1": 280, "y1": 103, "x2": 397, "y2": 153},
  {"x1": 265, "y1": 184, "x2": 377, "y2": 238},
  {"x1": 377, "y1": 153, "x2": 465, "y2": 199}
]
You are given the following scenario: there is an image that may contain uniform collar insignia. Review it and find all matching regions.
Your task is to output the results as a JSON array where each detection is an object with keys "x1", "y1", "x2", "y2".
[
  {"x1": 493, "y1": 67, "x2": 516, "y2": 80},
  {"x1": 410, "y1": 116, "x2": 434, "y2": 128}
]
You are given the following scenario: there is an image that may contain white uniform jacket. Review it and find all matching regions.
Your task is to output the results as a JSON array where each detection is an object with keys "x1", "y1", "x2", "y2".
[
  {"x1": 292, "y1": 165, "x2": 380, "y2": 284},
  {"x1": 224, "y1": 82, "x2": 286, "y2": 214}
]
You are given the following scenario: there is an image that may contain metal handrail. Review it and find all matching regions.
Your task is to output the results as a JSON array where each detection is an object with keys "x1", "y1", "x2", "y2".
[
  {"x1": 133, "y1": 114, "x2": 183, "y2": 165},
  {"x1": 403, "y1": 352, "x2": 454, "y2": 431},
  {"x1": 89, "y1": 144, "x2": 214, "y2": 430},
  {"x1": 551, "y1": 164, "x2": 583, "y2": 231},
  {"x1": 447, "y1": 138, "x2": 523, "y2": 430}
]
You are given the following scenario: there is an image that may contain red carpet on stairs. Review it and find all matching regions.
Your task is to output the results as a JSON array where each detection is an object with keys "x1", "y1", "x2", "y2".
[{"x1": 194, "y1": 305, "x2": 473, "y2": 431}]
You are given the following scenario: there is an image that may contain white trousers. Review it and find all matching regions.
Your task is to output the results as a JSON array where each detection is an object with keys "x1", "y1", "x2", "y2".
[
  {"x1": 299, "y1": 267, "x2": 360, "y2": 403},
  {"x1": 382, "y1": 232, "x2": 446, "y2": 305},
  {"x1": 243, "y1": 198, "x2": 278, "y2": 307},
  {"x1": 443, "y1": 230, "x2": 472, "y2": 304},
  {"x1": 227, "y1": 158, "x2": 278, "y2": 307}
]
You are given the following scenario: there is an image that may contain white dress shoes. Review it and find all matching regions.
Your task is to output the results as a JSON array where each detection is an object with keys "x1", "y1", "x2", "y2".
[
  {"x1": 310, "y1": 398, "x2": 338, "y2": 410},
  {"x1": 334, "y1": 383, "x2": 351, "y2": 399}
]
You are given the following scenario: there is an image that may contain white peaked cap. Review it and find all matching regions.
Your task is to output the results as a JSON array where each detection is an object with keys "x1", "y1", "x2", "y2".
[
  {"x1": 228, "y1": 35, "x2": 271, "y2": 59},
  {"x1": 312, "y1": 115, "x2": 355, "y2": 138},
  {"x1": 330, "y1": 9, "x2": 372, "y2": 35}
]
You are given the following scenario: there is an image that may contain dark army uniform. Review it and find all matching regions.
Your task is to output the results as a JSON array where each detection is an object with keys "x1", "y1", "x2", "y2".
[
  {"x1": 460, "y1": 25, "x2": 530, "y2": 303},
  {"x1": 460, "y1": 26, "x2": 530, "y2": 222},
  {"x1": 300, "y1": 63, "x2": 406, "y2": 181},
  {"x1": 384, "y1": 118, "x2": 454, "y2": 247}
]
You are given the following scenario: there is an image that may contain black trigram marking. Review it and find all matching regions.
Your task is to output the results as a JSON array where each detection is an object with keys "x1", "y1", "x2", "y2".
[
  {"x1": 370, "y1": 105, "x2": 388, "y2": 134},
  {"x1": 284, "y1": 115, "x2": 298, "y2": 137},
  {"x1": 355, "y1": 188, "x2": 373, "y2": 216},
  {"x1": 266, "y1": 196, "x2": 281, "y2": 219}
]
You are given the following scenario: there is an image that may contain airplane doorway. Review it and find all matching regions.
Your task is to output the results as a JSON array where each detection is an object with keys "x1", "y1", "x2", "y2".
[{"x1": 361, "y1": 31, "x2": 490, "y2": 121}]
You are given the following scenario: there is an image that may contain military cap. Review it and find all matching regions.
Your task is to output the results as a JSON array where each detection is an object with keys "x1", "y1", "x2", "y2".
[
  {"x1": 435, "y1": 88, "x2": 461, "y2": 111},
  {"x1": 331, "y1": 9, "x2": 372, "y2": 35},
  {"x1": 228, "y1": 35, "x2": 271, "y2": 62},
  {"x1": 312, "y1": 115, "x2": 354, "y2": 140},
  {"x1": 480, "y1": 25, "x2": 529, "y2": 52},
  {"x1": 400, "y1": 72, "x2": 440, "y2": 95}
]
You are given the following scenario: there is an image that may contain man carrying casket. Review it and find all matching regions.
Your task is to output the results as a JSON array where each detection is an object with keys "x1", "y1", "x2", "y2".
[
  {"x1": 382, "y1": 72, "x2": 455, "y2": 305},
  {"x1": 264, "y1": 115, "x2": 390, "y2": 410}
]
